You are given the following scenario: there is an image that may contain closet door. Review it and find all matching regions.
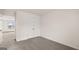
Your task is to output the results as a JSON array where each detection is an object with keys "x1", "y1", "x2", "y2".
[{"x1": 16, "y1": 11, "x2": 40, "y2": 41}]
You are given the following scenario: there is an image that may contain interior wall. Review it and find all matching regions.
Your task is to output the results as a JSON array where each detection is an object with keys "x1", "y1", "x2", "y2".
[
  {"x1": 40, "y1": 10, "x2": 79, "y2": 49},
  {"x1": 16, "y1": 11, "x2": 40, "y2": 41}
]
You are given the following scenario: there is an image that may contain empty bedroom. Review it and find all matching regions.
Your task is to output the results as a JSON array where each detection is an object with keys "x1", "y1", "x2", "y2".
[{"x1": 0, "y1": 9, "x2": 79, "y2": 50}]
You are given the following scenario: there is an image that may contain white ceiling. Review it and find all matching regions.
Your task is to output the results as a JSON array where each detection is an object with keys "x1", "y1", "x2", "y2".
[
  {"x1": 0, "y1": 9, "x2": 54, "y2": 16},
  {"x1": 0, "y1": 9, "x2": 79, "y2": 16}
]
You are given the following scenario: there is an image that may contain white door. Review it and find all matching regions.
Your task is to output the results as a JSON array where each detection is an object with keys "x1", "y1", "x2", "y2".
[{"x1": 16, "y1": 11, "x2": 40, "y2": 41}]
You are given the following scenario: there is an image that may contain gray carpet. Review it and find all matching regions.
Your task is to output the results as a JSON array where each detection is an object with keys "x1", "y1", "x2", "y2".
[
  {"x1": 7, "y1": 37, "x2": 76, "y2": 50},
  {"x1": 0, "y1": 47, "x2": 7, "y2": 50}
]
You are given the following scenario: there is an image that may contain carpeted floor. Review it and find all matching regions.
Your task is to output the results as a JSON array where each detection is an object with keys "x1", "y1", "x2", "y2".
[{"x1": 7, "y1": 36, "x2": 76, "y2": 50}]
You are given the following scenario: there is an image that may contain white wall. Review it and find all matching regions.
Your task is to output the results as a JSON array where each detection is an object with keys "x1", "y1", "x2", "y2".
[
  {"x1": 41, "y1": 10, "x2": 79, "y2": 49},
  {"x1": 16, "y1": 11, "x2": 40, "y2": 41}
]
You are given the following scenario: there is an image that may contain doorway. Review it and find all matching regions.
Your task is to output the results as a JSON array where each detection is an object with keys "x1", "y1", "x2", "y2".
[{"x1": 0, "y1": 14, "x2": 16, "y2": 48}]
